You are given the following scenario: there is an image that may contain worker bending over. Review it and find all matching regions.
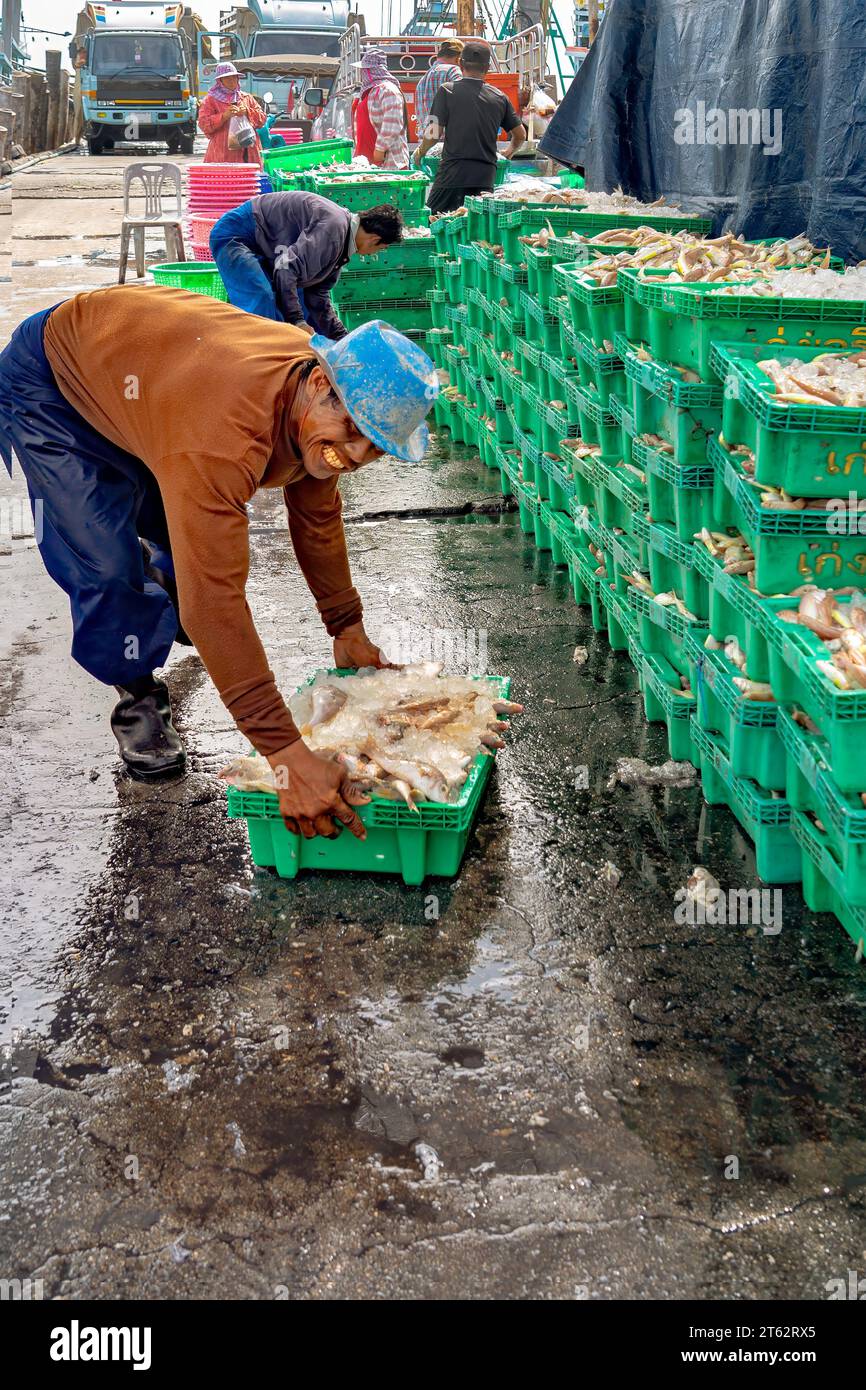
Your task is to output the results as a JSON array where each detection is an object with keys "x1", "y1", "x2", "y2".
[
  {"x1": 0, "y1": 288, "x2": 438, "y2": 840},
  {"x1": 414, "y1": 40, "x2": 527, "y2": 214},
  {"x1": 211, "y1": 189, "x2": 404, "y2": 336}
]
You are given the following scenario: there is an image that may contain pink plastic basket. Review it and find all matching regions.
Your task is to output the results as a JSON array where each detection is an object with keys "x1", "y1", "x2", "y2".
[{"x1": 189, "y1": 214, "x2": 219, "y2": 243}]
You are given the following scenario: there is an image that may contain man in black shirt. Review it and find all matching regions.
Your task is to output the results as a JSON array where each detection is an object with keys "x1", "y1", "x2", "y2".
[{"x1": 413, "y1": 40, "x2": 527, "y2": 214}]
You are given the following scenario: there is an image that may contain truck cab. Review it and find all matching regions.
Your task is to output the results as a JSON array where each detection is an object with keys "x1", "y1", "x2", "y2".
[
  {"x1": 74, "y1": 3, "x2": 201, "y2": 155},
  {"x1": 221, "y1": 1, "x2": 348, "y2": 121}
]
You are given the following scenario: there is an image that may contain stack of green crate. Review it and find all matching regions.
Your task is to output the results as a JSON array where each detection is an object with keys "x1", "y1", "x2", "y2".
[
  {"x1": 424, "y1": 195, "x2": 866, "y2": 948},
  {"x1": 332, "y1": 230, "x2": 435, "y2": 339},
  {"x1": 316, "y1": 170, "x2": 432, "y2": 336}
]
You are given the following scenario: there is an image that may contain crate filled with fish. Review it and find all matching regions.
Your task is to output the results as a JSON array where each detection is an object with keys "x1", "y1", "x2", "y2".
[
  {"x1": 626, "y1": 576, "x2": 708, "y2": 678},
  {"x1": 598, "y1": 578, "x2": 638, "y2": 653},
  {"x1": 619, "y1": 263, "x2": 866, "y2": 381},
  {"x1": 777, "y1": 706, "x2": 866, "y2": 908},
  {"x1": 683, "y1": 629, "x2": 786, "y2": 790},
  {"x1": 309, "y1": 171, "x2": 429, "y2": 216},
  {"x1": 221, "y1": 666, "x2": 521, "y2": 885},
  {"x1": 563, "y1": 377, "x2": 622, "y2": 458},
  {"x1": 628, "y1": 636, "x2": 699, "y2": 763},
  {"x1": 710, "y1": 341, "x2": 866, "y2": 496},
  {"x1": 634, "y1": 435, "x2": 718, "y2": 541},
  {"x1": 619, "y1": 340, "x2": 724, "y2": 466},
  {"x1": 634, "y1": 514, "x2": 710, "y2": 620},
  {"x1": 688, "y1": 722, "x2": 800, "y2": 883},
  {"x1": 587, "y1": 452, "x2": 649, "y2": 534},
  {"x1": 791, "y1": 811, "x2": 866, "y2": 949},
  {"x1": 708, "y1": 433, "x2": 866, "y2": 593}
]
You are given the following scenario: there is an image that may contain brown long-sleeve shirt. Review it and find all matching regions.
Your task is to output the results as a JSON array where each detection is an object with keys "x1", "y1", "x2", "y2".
[{"x1": 43, "y1": 284, "x2": 362, "y2": 754}]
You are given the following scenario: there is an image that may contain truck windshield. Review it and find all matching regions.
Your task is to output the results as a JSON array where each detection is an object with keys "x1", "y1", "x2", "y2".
[
  {"x1": 251, "y1": 32, "x2": 341, "y2": 59},
  {"x1": 91, "y1": 34, "x2": 183, "y2": 77}
]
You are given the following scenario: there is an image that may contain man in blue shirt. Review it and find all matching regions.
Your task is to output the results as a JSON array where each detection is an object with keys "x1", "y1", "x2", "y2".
[{"x1": 210, "y1": 191, "x2": 404, "y2": 336}]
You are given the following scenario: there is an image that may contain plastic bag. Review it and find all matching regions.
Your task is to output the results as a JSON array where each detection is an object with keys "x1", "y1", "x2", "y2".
[{"x1": 228, "y1": 114, "x2": 256, "y2": 150}]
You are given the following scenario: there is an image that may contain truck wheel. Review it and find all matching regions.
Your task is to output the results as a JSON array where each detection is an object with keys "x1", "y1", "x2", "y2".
[
  {"x1": 86, "y1": 136, "x2": 103, "y2": 156},
  {"x1": 179, "y1": 133, "x2": 195, "y2": 155}
]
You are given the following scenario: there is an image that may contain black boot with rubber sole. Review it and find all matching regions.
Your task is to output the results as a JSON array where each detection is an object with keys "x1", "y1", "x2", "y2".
[{"x1": 111, "y1": 675, "x2": 186, "y2": 780}]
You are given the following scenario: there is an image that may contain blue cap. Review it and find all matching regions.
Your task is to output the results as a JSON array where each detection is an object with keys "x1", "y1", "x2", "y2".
[{"x1": 310, "y1": 319, "x2": 439, "y2": 463}]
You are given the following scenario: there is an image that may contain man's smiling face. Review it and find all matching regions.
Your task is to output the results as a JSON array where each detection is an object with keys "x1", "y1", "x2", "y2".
[{"x1": 296, "y1": 367, "x2": 384, "y2": 480}]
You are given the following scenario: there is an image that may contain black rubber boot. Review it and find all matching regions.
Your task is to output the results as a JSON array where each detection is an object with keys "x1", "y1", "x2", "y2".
[
  {"x1": 111, "y1": 676, "x2": 186, "y2": 780},
  {"x1": 140, "y1": 540, "x2": 193, "y2": 647}
]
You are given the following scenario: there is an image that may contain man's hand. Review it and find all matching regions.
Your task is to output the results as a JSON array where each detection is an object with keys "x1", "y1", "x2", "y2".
[
  {"x1": 333, "y1": 621, "x2": 393, "y2": 671},
  {"x1": 267, "y1": 739, "x2": 369, "y2": 839}
]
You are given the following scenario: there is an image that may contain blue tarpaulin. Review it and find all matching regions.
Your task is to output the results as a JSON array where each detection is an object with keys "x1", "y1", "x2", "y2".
[{"x1": 540, "y1": 0, "x2": 866, "y2": 263}]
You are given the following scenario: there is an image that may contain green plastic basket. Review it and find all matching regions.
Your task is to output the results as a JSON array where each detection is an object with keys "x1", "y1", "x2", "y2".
[
  {"x1": 151, "y1": 261, "x2": 227, "y2": 300},
  {"x1": 711, "y1": 340, "x2": 866, "y2": 497},
  {"x1": 709, "y1": 433, "x2": 866, "y2": 592},
  {"x1": 689, "y1": 721, "x2": 800, "y2": 883},
  {"x1": 554, "y1": 261, "x2": 628, "y2": 351},
  {"x1": 338, "y1": 299, "x2": 432, "y2": 333},
  {"x1": 333, "y1": 263, "x2": 434, "y2": 304},
  {"x1": 638, "y1": 515, "x2": 709, "y2": 619},
  {"x1": 778, "y1": 707, "x2": 866, "y2": 907},
  {"x1": 573, "y1": 332, "x2": 626, "y2": 405},
  {"x1": 634, "y1": 436, "x2": 718, "y2": 541},
  {"x1": 683, "y1": 629, "x2": 786, "y2": 790},
  {"x1": 628, "y1": 640, "x2": 699, "y2": 763},
  {"x1": 226, "y1": 674, "x2": 510, "y2": 885},
  {"x1": 311, "y1": 172, "x2": 429, "y2": 213},
  {"x1": 619, "y1": 267, "x2": 866, "y2": 380},
  {"x1": 626, "y1": 583, "x2": 708, "y2": 678},
  {"x1": 262, "y1": 137, "x2": 352, "y2": 177},
  {"x1": 790, "y1": 810, "x2": 866, "y2": 949},
  {"x1": 620, "y1": 340, "x2": 723, "y2": 466}
]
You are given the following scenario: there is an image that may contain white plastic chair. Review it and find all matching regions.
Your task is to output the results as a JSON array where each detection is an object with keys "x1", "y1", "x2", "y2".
[{"x1": 118, "y1": 161, "x2": 185, "y2": 283}]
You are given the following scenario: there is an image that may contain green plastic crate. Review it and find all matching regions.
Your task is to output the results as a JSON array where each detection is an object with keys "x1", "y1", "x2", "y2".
[
  {"x1": 608, "y1": 392, "x2": 636, "y2": 466},
  {"x1": 619, "y1": 267, "x2": 866, "y2": 380},
  {"x1": 226, "y1": 670, "x2": 511, "y2": 885},
  {"x1": 709, "y1": 433, "x2": 866, "y2": 591},
  {"x1": 554, "y1": 261, "x2": 627, "y2": 350},
  {"x1": 689, "y1": 721, "x2": 800, "y2": 883},
  {"x1": 689, "y1": 556, "x2": 866, "y2": 795},
  {"x1": 312, "y1": 172, "x2": 429, "y2": 213},
  {"x1": 524, "y1": 240, "x2": 586, "y2": 309},
  {"x1": 496, "y1": 205, "x2": 710, "y2": 262},
  {"x1": 151, "y1": 261, "x2": 227, "y2": 300},
  {"x1": 711, "y1": 340, "x2": 866, "y2": 498},
  {"x1": 599, "y1": 575, "x2": 638, "y2": 652},
  {"x1": 519, "y1": 288, "x2": 561, "y2": 351},
  {"x1": 778, "y1": 707, "x2": 866, "y2": 907},
  {"x1": 573, "y1": 332, "x2": 626, "y2": 406},
  {"x1": 626, "y1": 583, "x2": 708, "y2": 677},
  {"x1": 683, "y1": 629, "x2": 786, "y2": 790},
  {"x1": 564, "y1": 378, "x2": 622, "y2": 458},
  {"x1": 790, "y1": 811, "x2": 866, "y2": 950},
  {"x1": 628, "y1": 640, "x2": 699, "y2": 762},
  {"x1": 635, "y1": 436, "x2": 717, "y2": 541},
  {"x1": 334, "y1": 264, "x2": 434, "y2": 304},
  {"x1": 637, "y1": 515, "x2": 709, "y2": 619},
  {"x1": 590, "y1": 453, "x2": 649, "y2": 533},
  {"x1": 262, "y1": 137, "x2": 352, "y2": 177},
  {"x1": 620, "y1": 339, "x2": 724, "y2": 466}
]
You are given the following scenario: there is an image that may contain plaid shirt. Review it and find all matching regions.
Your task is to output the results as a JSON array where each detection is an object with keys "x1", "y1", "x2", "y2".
[
  {"x1": 414, "y1": 62, "x2": 462, "y2": 138},
  {"x1": 367, "y1": 81, "x2": 409, "y2": 168}
]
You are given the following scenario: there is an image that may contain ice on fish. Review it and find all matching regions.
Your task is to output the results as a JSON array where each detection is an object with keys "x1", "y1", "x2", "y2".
[{"x1": 224, "y1": 667, "x2": 522, "y2": 806}]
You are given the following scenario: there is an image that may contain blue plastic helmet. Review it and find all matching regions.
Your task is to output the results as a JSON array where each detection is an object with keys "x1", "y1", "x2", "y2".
[{"x1": 310, "y1": 319, "x2": 439, "y2": 463}]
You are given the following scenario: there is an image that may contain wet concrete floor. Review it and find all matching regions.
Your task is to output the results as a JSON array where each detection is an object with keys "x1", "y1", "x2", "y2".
[{"x1": 1, "y1": 150, "x2": 865, "y2": 1300}]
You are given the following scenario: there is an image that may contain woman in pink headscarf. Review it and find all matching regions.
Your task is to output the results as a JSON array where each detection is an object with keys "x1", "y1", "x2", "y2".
[
  {"x1": 198, "y1": 62, "x2": 266, "y2": 165},
  {"x1": 352, "y1": 48, "x2": 409, "y2": 169}
]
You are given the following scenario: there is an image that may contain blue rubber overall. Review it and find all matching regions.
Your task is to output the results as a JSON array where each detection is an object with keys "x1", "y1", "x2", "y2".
[
  {"x1": 0, "y1": 307, "x2": 179, "y2": 686},
  {"x1": 209, "y1": 200, "x2": 305, "y2": 322}
]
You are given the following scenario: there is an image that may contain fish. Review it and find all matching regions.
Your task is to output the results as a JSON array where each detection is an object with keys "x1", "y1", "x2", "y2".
[
  {"x1": 733, "y1": 677, "x2": 775, "y2": 701},
  {"x1": 218, "y1": 755, "x2": 276, "y2": 795},
  {"x1": 300, "y1": 684, "x2": 348, "y2": 736},
  {"x1": 362, "y1": 739, "x2": 451, "y2": 804}
]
